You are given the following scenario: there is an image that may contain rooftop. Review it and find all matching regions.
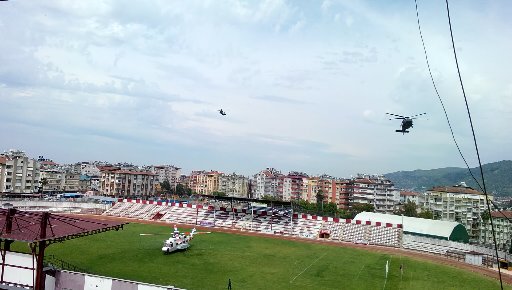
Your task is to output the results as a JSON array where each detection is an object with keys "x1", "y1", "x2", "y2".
[
  {"x1": 0, "y1": 209, "x2": 126, "y2": 243},
  {"x1": 429, "y1": 186, "x2": 483, "y2": 195},
  {"x1": 491, "y1": 211, "x2": 512, "y2": 219}
]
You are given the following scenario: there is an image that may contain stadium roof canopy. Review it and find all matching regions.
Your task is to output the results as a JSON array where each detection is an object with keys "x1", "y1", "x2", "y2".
[
  {"x1": 0, "y1": 208, "x2": 126, "y2": 243},
  {"x1": 354, "y1": 212, "x2": 469, "y2": 243}
]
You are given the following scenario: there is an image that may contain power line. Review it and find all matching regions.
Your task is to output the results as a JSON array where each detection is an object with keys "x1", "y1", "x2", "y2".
[
  {"x1": 414, "y1": 0, "x2": 502, "y2": 288},
  {"x1": 413, "y1": 0, "x2": 483, "y2": 192},
  {"x1": 444, "y1": 0, "x2": 502, "y2": 288}
]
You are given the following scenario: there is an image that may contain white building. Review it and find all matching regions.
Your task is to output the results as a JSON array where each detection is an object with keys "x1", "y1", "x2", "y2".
[
  {"x1": 80, "y1": 162, "x2": 101, "y2": 176},
  {"x1": 148, "y1": 165, "x2": 181, "y2": 188},
  {"x1": 64, "y1": 173, "x2": 80, "y2": 192},
  {"x1": 40, "y1": 170, "x2": 65, "y2": 193},
  {"x1": 400, "y1": 191, "x2": 420, "y2": 204},
  {"x1": 100, "y1": 169, "x2": 156, "y2": 197},
  {"x1": 0, "y1": 150, "x2": 40, "y2": 194},
  {"x1": 218, "y1": 173, "x2": 248, "y2": 198},
  {"x1": 351, "y1": 174, "x2": 399, "y2": 214},
  {"x1": 480, "y1": 211, "x2": 512, "y2": 251},
  {"x1": 252, "y1": 168, "x2": 282, "y2": 199},
  {"x1": 421, "y1": 184, "x2": 492, "y2": 242}
]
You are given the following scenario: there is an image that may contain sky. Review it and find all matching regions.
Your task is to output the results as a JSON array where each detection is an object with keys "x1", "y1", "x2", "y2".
[{"x1": 0, "y1": 0, "x2": 511, "y2": 177}]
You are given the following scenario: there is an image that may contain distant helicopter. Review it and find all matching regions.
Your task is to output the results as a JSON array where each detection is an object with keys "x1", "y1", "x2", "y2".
[
  {"x1": 218, "y1": 109, "x2": 226, "y2": 116},
  {"x1": 386, "y1": 113, "x2": 426, "y2": 134}
]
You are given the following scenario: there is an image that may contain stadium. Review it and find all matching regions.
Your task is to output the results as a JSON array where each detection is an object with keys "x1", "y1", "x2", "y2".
[{"x1": 0, "y1": 197, "x2": 510, "y2": 290}]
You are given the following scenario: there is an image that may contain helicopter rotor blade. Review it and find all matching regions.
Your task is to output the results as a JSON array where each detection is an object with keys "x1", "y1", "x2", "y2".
[
  {"x1": 410, "y1": 112, "x2": 427, "y2": 118},
  {"x1": 386, "y1": 113, "x2": 406, "y2": 118}
]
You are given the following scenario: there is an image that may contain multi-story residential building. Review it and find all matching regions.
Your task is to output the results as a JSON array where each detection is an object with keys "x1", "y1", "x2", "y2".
[
  {"x1": 400, "y1": 191, "x2": 420, "y2": 204},
  {"x1": 100, "y1": 169, "x2": 156, "y2": 197},
  {"x1": 64, "y1": 173, "x2": 80, "y2": 192},
  {"x1": 40, "y1": 170, "x2": 65, "y2": 193},
  {"x1": 421, "y1": 183, "x2": 492, "y2": 241},
  {"x1": 218, "y1": 173, "x2": 249, "y2": 198},
  {"x1": 334, "y1": 179, "x2": 352, "y2": 209},
  {"x1": 38, "y1": 157, "x2": 59, "y2": 171},
  {"x1": 206, "y1": 171, "x2": 222, "y2": 194},
  {"x1": 148, "y1": 165, "x2": 181, "y2": 188},
  {"x1": 278, "y1": 172, "x2": 308, "y2": 202},
  {"x1": 80, "y1": 162, "x2": 101, "y2": 177},
  {"x1": 480, "y1": 211, "x2": 512, "y2": 251},
  {"x1": 0, "y1": 150, "x2": 40, "y2": 194},
  {"x1": 299, "y1": 175, "x2": 351, "y2": 209},
  {"x1": 188, "y1": 170, "x2": 208, "y2": 194},
  {"x1": 351, "y1": 174, "x2": 399, "y2": 214},
  {"x1": 252, "y1": 168, "x2": 282, "y2": 199}
]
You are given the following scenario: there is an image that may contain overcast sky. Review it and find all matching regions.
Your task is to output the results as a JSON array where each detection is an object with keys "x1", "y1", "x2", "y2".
[{"x1": 0, "y1": 0, "x2": 510, "y2": 177}]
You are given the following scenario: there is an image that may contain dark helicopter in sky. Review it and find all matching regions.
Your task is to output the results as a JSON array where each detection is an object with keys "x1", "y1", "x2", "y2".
[
  {"x1": 218, "y1": 109, "x2": 226, "y2": 116},
  {"x1": 386, "y1": 112, "x2": 426, "y2": 134}
]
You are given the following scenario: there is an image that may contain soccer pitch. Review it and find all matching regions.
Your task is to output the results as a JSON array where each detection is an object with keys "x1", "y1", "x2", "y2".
[{"x1": 14, "y1": 223, "x2": 509, "y2": 290}]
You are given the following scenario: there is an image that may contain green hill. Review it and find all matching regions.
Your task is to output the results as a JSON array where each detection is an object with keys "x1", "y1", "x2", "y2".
[{"x1": 384, "y1": 160, "x2": 512, "y2": 196}]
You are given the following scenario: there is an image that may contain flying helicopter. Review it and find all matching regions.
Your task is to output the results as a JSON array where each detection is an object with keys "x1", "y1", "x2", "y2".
[
  {"x1": 386, "y1": 112, "x2": 426, "y2": 134},
  {"x1": 218, "y1": 109, "x2": 226, "y2": 116},
  {"x1": 162, "y1": 225, "x2": 197, "y2": 254}
]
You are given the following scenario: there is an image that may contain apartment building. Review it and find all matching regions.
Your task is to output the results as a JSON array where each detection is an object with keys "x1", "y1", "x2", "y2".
[
  {"x1": 351, "y1": 174, "x2": 399, "y2": 214},
  {"x1": 299, "y1": 175, "x2": 351, "y2": 209},
  {"x1": 218, "y1": 173, "x2": 249, "y2": 198},
  {"x1": 188, "y1": 170, "x2": 208, "y2": 194},
  {"x1": 421, "y1": 183, "x2": 492, "y2": 241},
  {"x1": 40, "y1": 170, "x2": 66, "y2": 193},
  {"x1": 480, "y1": 211, "x2": 512, "y2": 251},
  {"x1": 278, "y1": 172, "x2": 308, "y2": 202},
  {"x1": 252, "y1": 168, "x2": 282, "y2": 199},
  {"x1": 64, "y1": 173, "x2": 80, "y2": 192},
  {"x1": 400, "y1": 191, "x2": 420, "y2": 204},
  {"x1": 80, "y1": 162, "x2": 101, "y2": 176},
  {"x1": 148, "y1": 165, "x2": 181, "y2": 188},
  {"x1": 100, "y1": 169, "x2": 156, "y2": 197},
  {"x1": 0, "y1": 150, "x2": 40, "y2": 194}
]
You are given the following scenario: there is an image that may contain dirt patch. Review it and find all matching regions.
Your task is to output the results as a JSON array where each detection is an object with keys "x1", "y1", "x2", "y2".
[{"x1": 74, "y1": 214, "x2": 512, "y2": 285}]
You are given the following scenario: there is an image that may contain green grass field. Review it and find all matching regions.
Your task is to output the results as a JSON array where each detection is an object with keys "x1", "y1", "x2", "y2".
[{"x1": 13, "y1": 223, "x2": 509, "y2": 290}]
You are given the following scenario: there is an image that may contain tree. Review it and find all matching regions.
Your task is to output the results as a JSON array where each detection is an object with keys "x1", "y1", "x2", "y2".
[
  {"x1": 403, "y1": 201, "x2": 418, "y2": 217},
  {"x1": 175, "y1": 184, "x2": 187, "y2": 197},
  {"x1": 481, "y1": 210, "x2": 490, "y2": 223},
  {"x1": 316, "y1": 189, "x2": 325, "y2": 214},
  {"x1": 348, "y1": 203, "x2": 374, "y2": 219},
  {"x1": 212, "y1": 191, "x2": 227, "y2": 197},
  {"x1": 418, "y1": 209, "x2": 434, "y2": 219},
  {"x1": 39, "y1": 178, "x2": 48, "y2": 197},
  {"x1": 160, "y1": 180, "x2": 172, "y2": 192}
]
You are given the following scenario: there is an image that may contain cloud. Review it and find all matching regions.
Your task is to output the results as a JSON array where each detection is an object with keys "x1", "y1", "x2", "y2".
[
  {"x1": 0, "y1": 0, "x2": 510, "y2": 177},
  {"x1": 252, "y1": 95, "x2": 307, "y2": 104}
]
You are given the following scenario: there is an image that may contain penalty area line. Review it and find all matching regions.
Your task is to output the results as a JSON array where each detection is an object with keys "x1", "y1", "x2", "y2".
[{"x1": 290, "y1": 252, "x2": 327, "y2": 284}]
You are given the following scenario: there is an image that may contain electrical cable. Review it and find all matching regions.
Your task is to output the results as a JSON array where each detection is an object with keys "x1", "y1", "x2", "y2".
[
  {"x1": 414, "y1": 1, "x2": 503, "y2": 288},
  {"x1": 444, "y1": 0, "x2": 503, "y2": 288},
  {"x1": 413, "y1": 0, "x2": 483, "y2": 192}
]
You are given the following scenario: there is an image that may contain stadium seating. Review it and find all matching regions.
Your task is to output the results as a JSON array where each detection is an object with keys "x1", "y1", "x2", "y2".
[{"x1": 102, "y1": 202, "x2": 405, "y2": 250}]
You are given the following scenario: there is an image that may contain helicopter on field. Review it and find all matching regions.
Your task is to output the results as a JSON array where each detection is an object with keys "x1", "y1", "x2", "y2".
[
  {"x1": 162, "y1": 225, "x2": 197, "y2": 254},
  {"x1": 386, "y1": 112, "x2": 426, "y2": 134},
  {"x1": 218, "y1": 109, "x2": 226, "y2": 116}
]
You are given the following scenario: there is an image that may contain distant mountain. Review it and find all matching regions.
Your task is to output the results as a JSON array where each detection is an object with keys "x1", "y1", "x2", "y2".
[{"x1": 384, "y1": 160, "x2": 512, "y2": 196}]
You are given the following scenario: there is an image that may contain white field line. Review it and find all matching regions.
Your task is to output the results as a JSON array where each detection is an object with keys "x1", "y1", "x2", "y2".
[
  {"x1": 290, "y1": 253, "x2": 327, "y2": 284},
  {"x1": 355, "y1": 264, "x2": 366, "y2": 281}
]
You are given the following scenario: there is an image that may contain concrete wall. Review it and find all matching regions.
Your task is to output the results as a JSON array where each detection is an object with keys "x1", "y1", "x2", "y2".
[
  {"x1": 0, "y1": 199, "x2": 110, "y2": 211},
  {"x1": 56, "y1": 271, "x2": 183, "y2": 290},
  {"x1": 1, "y1": 252, "x2": 35, "y2": 288}
]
